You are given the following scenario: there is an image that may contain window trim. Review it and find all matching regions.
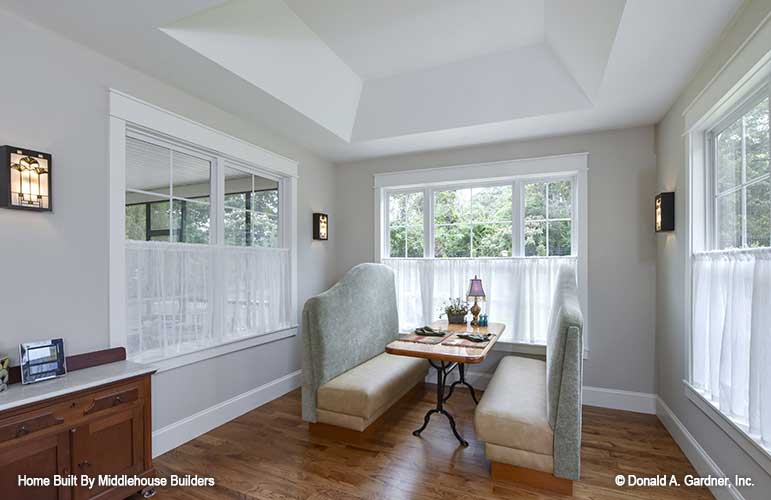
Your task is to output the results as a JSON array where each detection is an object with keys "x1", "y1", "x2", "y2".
[
  {"x1": 109, "y1": 90, "x2": 299, "y2": 369},
  {"x1": 373, "y1": 153, "x2": 589, "y2": 354},
  {"x1": 684, "y1": 52, "x2": 771, "y2": 471}
]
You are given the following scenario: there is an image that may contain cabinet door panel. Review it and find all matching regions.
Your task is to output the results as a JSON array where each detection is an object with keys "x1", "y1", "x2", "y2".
[
  {"x1": 72, "y1": 406, "x2": 144, "y2": 500},
  {"x1": 0, "y1": 430, "x2": 71, "y2": 500}
]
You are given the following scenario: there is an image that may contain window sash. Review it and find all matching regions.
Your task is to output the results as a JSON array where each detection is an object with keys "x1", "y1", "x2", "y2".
[
  {"x1": 384, "y1": 176, "x2": 577, "y2": 259},
  {"x1": 123, "y1": 127, "x2": 290, "y2": 362},
  {"x1": 707, "y1": 83, "x2": 771, "y2": 250},
  {"x1": 126, "y1": 129, "x2": 284, "y2": 249}
]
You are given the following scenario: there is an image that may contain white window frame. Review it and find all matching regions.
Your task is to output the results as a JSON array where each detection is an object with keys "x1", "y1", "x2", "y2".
[
  {"x1": 109, "y1": 90, "x2": 299, "y2": 372},
  {"x1": 373, "y1": 153, "x2": 589, "y2": 355},
  {"x1": 684, "y1": 49, "x2": 771, "y2": 474},
  {"x1": 382, "y1": 177, "x2": 577, "y2": 259},
  {"x1": 706, "y1": 83, "x2": 771, "y2": 250}
]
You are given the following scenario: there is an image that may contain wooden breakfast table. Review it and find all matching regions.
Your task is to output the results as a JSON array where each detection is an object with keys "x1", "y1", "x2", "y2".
[{"x1": 386, "y1": 320, "x2": 505, "y2": 446}]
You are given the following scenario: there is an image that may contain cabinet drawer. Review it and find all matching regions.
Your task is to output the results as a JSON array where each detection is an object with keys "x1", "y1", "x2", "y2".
[
  {"x1": 0, "y1": 413, "x2": 64, "y2": 444},
  {"x1": 82, "y1": 386, "x2": 140, "y2": 416}
]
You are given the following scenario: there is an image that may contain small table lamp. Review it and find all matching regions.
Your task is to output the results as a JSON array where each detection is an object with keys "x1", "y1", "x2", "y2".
[{"x1": 467, "y1": 275, "x2": 486, "y2": 326}]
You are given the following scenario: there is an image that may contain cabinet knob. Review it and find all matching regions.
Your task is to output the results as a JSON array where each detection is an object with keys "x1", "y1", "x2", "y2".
[
  {"x1": 78, "y1": 460, "x2": 92, "y2": 468},
  {"x1": 16, "y1": 425, "x2": 29, "y2": 437},
  {"x1": 114, "y1": 395, "x2": 123, "y2": 405}
]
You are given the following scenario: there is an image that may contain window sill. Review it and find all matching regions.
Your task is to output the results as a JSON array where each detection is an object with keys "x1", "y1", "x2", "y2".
[
  {"x1": 493, "y1": 341, "x2": 546, "y2": 356},
  {"x1": 493, "y1": 341, "x2": 590, "y2": 359},
  {"x1": 130, "y1": 326, "x2": 299, "y2": 374},
  {"x1": 684, "y1": 380, "x2": 771, "y2": 475}
]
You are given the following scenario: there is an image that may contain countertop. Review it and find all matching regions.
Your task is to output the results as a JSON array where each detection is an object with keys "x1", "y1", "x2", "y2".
[{"x1": 0, "y1": 360, "x2": 156, "y2": 413}]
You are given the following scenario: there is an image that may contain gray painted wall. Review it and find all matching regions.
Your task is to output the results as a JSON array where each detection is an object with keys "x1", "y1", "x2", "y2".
[
  {"x1": 336, "y1": 126, "x2": 658, "y2": 394},
  {"x1": 655, "y1": 1, "x2": 771, "y2": 498},
  {"x1": 0, "y1": 9, "x2": 337, "y2": 430}
]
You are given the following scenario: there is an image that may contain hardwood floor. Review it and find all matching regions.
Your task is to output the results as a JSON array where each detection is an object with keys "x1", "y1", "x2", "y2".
[{"x1": 146, "y1": 385, "x2": 712, "y2": 499}]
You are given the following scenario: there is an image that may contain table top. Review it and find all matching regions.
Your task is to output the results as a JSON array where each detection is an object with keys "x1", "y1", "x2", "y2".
[{"x1": 386, "y1": 321, "x2": 504, "y2": 364}]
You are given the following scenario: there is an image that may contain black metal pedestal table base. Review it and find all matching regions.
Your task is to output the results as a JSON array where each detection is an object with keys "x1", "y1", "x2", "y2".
[{"x1": 412, "y1": 359, "x2": 480, "y2": 447}]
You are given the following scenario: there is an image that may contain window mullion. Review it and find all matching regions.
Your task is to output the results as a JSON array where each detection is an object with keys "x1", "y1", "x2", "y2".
[
  {"x1": 545, "y1": 182, "x2": 550, "y2": 256},
  {"x1": 383, "y1": 191, "x2": 390, "y2": 259},
  {"x1": 169, "y1": 149, "x2": 174, "y2": 242},
  {"x1": 425, "y1": 187, "x2": 434, "y2": 258},
  {"x1": 214, "y1": 157, "x2": 225, "y2": 245},
  {"x1": 741, "y1": 116, "x2": 748, "y2": 247},
  {"x1": 512, "y1": 180, "x2": 522, "y2": 257}
]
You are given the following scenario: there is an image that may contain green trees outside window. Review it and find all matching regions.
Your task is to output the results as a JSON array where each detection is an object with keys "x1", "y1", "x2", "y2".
[{"x1": 386, "y1": 179, "x2": 574, "y2": 259}]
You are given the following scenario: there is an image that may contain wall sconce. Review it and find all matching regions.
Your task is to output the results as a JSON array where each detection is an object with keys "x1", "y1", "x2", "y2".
[
  {"x1": 655, "y1": 192, "x2": 674, "y2": 232},
  {"x1": 1, "y1": 146, "x2": 52, "y2": 211},
  {"x1": 313, "y1": 213, "x2": 328, "y2": 240}
]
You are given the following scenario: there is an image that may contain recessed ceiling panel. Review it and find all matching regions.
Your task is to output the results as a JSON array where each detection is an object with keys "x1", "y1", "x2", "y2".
[
  {"x1": 353, "y1": 44, "x2": 591, "y2": 141},
  {"x1": 286, "y1": 0, "x2": 545, "y2": 80},
  {"x1": 162, "y1": 0, "x2": 362, "y2": 141}
]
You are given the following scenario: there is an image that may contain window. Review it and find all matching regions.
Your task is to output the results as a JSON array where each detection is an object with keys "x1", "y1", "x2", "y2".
[
  {"x1": 387, "y1": 191, "x2": 424, "y2": 257},
  {"x1": 377, "y1": 156, "x2": 587, "y2": 347},
  {"x1": 386, "y1": 179, "x2": 573, "y2": 260},
  {"x1": 125, "y1": 137, "x2": 212, "y2": 243},
  {"x1": 434, "y1": 186, "x2": 512, "y2": 258},
  {"x1": 223, "y1": 166, "x2": 280, "y2": 247},
  {"x1": 524, "y1": 180, "x2": 572, "y2": 256},
  {"x1": 689, "y1": 79, "x2": 771, "y2": 461},
  {"x1": 121, "y1": 131, "x2": 291, "y2": 363},
  {"x1": 712, "y1": 94, "x2": 770, "y2": 249}
]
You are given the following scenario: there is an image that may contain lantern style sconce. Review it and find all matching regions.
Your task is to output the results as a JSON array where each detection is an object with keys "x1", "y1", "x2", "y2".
[
  {"x1": 313, "y1": 213, "x2": 328, "y2": 240},
  {"x1": 655, "y1": 192, "x2": 674, "y2": 232},
  {"x1": 1, "y1": 146, "x2": 52, "y2": 211}
]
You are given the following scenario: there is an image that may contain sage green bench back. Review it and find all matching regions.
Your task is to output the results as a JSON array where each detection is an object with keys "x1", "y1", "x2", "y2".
[
  {"x1": 545, "y1": 264, "x2": 584, "y2": 480},
  {"x1": 301, "y1": 263, "x2": 399, "y2": 422}
]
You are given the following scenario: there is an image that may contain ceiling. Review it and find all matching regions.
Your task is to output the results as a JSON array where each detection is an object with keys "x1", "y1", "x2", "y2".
[
  {"x1": 284, "y1": 0, "x2": 545, "y2": 80},
  {"x1": 1, "y1": 0, "x2": 744, "y2": 162}
]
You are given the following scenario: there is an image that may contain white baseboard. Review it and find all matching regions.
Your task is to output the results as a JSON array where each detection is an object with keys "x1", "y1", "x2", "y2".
[
  {"x1": 152, "y1": 369, "x2": 302, "y2": 457},
  {"x1": 657, "y1": 397, "x2": 744, "y2": 500},
  {"x1": 583, "y1": 386, "x2": 657, "y2": 414},
  {"x1": 425, "y1": 370, "x2": 657, "y2": 415}
]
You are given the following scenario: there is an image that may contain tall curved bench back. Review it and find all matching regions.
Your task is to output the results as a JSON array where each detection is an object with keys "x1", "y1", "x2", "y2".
[{"x1": 301, "y1": 263, "x2": 399, "y2": 422}]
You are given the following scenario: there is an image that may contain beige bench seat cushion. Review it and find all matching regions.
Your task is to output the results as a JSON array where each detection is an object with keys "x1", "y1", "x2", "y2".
[
  {"x1": 317, "y1": 353, "x2": 428, "y2": 421},
  {"x1": 475, "y1": 356, "x2": 553, "y2": 456}
]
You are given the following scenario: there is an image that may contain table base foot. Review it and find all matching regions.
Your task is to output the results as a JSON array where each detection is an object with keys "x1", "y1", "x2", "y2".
[{"x1": 412, "y1": 360, "x2": 470, "y2": 447}]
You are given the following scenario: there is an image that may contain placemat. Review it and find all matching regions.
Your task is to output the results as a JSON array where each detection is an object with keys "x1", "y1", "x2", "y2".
[
  {"x1": 441, "y1": 333, "x2": 494, "y2": 349},
  {"x1": 400, "y1": 333, "x2": 448, "y2": 345}
]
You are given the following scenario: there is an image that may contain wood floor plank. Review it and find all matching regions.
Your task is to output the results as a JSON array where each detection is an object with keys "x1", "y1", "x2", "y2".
[{"x1": 142, "y1": 387, "x2": 713, "y2": 500}]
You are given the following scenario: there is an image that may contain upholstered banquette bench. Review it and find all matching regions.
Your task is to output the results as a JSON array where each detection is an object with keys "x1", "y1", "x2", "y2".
[
  {"x1": 474, "y1": 265, "x2": 583, "y2": 495},
  {"x1": 302, "y1": 263, "x2": 428, "y2": 432}
]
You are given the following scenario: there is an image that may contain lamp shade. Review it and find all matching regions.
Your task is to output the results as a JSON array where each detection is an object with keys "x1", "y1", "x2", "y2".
[
  {"x1": 1, "y1": 146, "x2": 52, "y2": 211},
  {"x1": 467, "y1": 275, "x2": 486, "y2": 300}
]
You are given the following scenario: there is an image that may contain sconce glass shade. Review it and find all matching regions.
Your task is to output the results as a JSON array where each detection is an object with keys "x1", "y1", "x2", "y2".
[
  {"x1": 313, "y1": 213, "x2": 328, "y2": 240},
  {"x1": 2, "y1": 146, "x2": 52, "y2": 211},
  {"x1": 655, "y1": 192, "x2": 674, "y2": 232},
  {"x1": 467, "y1": 275, "x2": 486, "y2": 300}
]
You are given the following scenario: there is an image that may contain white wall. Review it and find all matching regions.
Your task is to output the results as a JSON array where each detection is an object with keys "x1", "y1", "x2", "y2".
[
  {"x1": 0, "y1": 8, "x2": 337, "y2": 434},
  {"x1": 336, "y1": 126, "x2": 658, "y2": 394},
  {"x1": 655, "y1": 1, "x2": 771, "y2": 498}
]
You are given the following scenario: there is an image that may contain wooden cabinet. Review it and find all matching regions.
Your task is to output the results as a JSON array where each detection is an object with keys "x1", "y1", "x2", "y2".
[
  {"x1": 0, "y1": 372, "x2": 154, "y2": 500},
  {"x1": 72, "y1": 406, "x2": 145, "y2": 500},
  {"x1": 0, "y1": 430, "x2": 71, "y2": 500}
]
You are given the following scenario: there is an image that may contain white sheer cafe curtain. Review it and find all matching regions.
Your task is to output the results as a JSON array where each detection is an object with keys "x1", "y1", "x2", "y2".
[
  {"x1": 126, "y1": 241, "x2": 291, "y2": 362},
  {"x1": 692, "y1": 249, "x2": 771, "y2": 448},
  {"x1": 383, "y1": 257, "x2": 576, "y2": 344}
]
